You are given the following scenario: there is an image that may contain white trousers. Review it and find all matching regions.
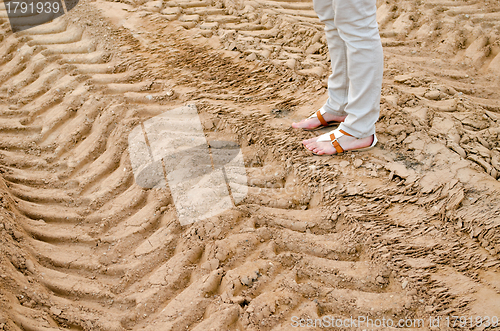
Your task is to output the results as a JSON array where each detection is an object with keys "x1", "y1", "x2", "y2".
[{"x1": 313, "y1": 0, "x2": 383, "y2": 138}]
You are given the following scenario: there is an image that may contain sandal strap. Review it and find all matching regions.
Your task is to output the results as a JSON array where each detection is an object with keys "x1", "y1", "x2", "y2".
[
  {"x1": 316, "y1": 110, "x2": 328, "y2": 127},
  {"x1": 319, "y1": 129, "x2": 353, "y2": 154},
  {"x1": 339, "y1": 129, "x2": 352, "y2": 137},
  {"x1": 330, "y1": 134, "x2": 344, "y2": 154}
]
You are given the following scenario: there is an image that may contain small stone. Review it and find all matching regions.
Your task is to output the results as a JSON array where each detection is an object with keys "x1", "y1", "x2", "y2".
[
  {"x1": 12, "y1": 230, "x2": 23, "y2": 241},
  {"x1": 402, "y1": 279, "x2": 409, "y2": 289},
  {"x1": 241, "y1": 276, "x2": 252, "y2": 286},
  {"x1": 305, "y1": 42, "x2": 323, "y2": 55},
  {"x1": 50, "y1": 307, "x2": 62, "y2": 315},
  {"x1": 179, "y1": 14, "x2": 200, "y2": 22},
  {"x1": 25, "y1": 259, "x2": 35, "y2": 274},
  {"x1": 259, "y1": 49, "x2": 272, "y2": 59},
  {"x1": 297, "y1": 66, "x2": 324, "y2": 78},
  {"x1": 424, "y1": 90, "x2": 441, "y2": 100},
  {"x1": 246, "y1": 53, "x2": 257, "y2": 61},
  {"x1": 215, "y1": 250, "x2": 226, "y2": 262},
  {"x1": 353, "y1": 159, "x2": 363, "y2": 168},
  {"x1": 161, "y1": 7, "x2": 181, "y2": 15},
  {"x1": 394, "y1": 74, "x2": 413, "y2": 83},
  {"x1": 339, "y1": 160, "x2": 350, "y2": 168},
  {"x1": 285, "y1": 59, "x2": 296, "y2": 70},
  {"x1": 376, "y1": 275, "x2": 387, "y2": 284},
  {"x1": 231, "y1": 296, "x2": 246, "y2": 304}
]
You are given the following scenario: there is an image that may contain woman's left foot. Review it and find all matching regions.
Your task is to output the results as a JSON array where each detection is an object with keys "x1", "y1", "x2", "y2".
[{"x1": 292, "y1": 112, "x2": 347, "y2": 130}]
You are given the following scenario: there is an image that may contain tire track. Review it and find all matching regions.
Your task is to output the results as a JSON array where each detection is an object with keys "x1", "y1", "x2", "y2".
[{"x1": 0, "y1": 9, "x2": 408, "y2": 330}]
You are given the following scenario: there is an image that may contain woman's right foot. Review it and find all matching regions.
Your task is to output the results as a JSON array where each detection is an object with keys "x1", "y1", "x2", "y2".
[
  {"x1": 303, "y1": 133, "x2": 374, "y2": 155},
  {"x1": 291, "y1": 112, "x2": 347, "y2": 130}
]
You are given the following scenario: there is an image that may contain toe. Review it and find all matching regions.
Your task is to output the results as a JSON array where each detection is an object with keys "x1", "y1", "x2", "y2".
[
  {"x1": 315, "y1": 142, "x2": 337, "y2": 155},
  {"x1": 304, "y1": 142, "x2": 315, "y2": 151},
  {"x1": 292, "y1": 118, "x2": 320, "y2": 130},
  {"x1": 303, "y1": 137, "x2": 318, "y2": 144},
  {"x1": 292, "y1": 119, "x2": 309, "y2": 129},
  {"x1": 305, "y1": 144, "x2": 313, "y2": 151}
]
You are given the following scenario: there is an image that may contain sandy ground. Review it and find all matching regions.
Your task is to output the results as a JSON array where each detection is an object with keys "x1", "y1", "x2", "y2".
[{"x1": 0, "y1": 0, "x2": 500, "y2": 329}]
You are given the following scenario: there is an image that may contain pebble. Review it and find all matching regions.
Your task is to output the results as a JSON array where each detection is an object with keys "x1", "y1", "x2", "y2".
[
  {"x1": 339, "y1": 160, "x2": 350, "y2": 168},
  {"x1": 246, "y1": 53, "x2": 257, "y2": 61},
  {"x1": 402, "y1": 279, "x2": 409, "y2": 289},
  {"x1": 231, "y1": 296, "x2": 246, "y2": 304},
  {"x1": 25, "y1": 259, "x2": 35, "y2": 274},
  {"x1": 260, "y1": 49, "x2": 271, "y2": 59},
  {"x1": 50, "y1": 307, "x2": 62, "y2": 315},
  {"x1": 424, "y1": 90, "x2": 441, "y2": 100},
  {"x1": 241, "y1": 276, "x2": 252, "y2": 286},
  {"x1": 297, "y1": 66, "x2": 324, "y2": 78},
  {"x1": 285, "y1": 58, "x2": 296, "y2": 70},
  {"x1": 394, "y1": 74, "x2": 413, "y2": 83}
]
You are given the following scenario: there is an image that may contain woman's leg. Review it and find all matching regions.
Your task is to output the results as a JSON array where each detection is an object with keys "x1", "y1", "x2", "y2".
[
  {"x1": 303, "y1": 0, "x2": 383, "y2": 154},
  {"x1": 314, "y1": 0, "x2": 349, "y2": 116},
  {"x1": 291, "y1": 0, "x2": 349, "y2": 130},
  {"x1": 333, "y1": 0, "x2": 383, "y2": 138}
]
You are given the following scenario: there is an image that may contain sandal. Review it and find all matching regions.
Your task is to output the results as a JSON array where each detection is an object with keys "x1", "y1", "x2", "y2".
[
  {"x1": 302, "y1": 109, "x2": 343, "y2": 131},
  {"x1": 307, "y1": 128, "x2": 378, "y2": 155}
]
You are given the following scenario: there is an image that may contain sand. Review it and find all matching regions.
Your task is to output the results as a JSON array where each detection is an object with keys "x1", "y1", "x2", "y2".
[{"x1": 0, "y1": 0, "x2": 500, "y2": 329}]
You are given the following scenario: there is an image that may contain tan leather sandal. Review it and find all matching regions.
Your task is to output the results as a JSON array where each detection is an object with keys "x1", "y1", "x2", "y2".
[
  {"x1": 302, "y1": 109, "x2": 343, "y2": 131},
  {"x1": 308, "y1": 128, "x2": 378, "y2": 155}
]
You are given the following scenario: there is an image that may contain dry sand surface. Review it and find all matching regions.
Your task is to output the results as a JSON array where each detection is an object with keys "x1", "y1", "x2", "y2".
[{"x1": 1, "y1": 0, "x2": 500, "y2": 329}]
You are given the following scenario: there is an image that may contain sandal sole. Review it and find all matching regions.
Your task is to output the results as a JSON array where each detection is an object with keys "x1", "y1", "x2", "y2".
[
  {"x1": 301, "y1": 121, "x2": 342, "y2": 131},
  {"x1": 303, "y1": 136, "x2": 377, "y2": 156}
]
